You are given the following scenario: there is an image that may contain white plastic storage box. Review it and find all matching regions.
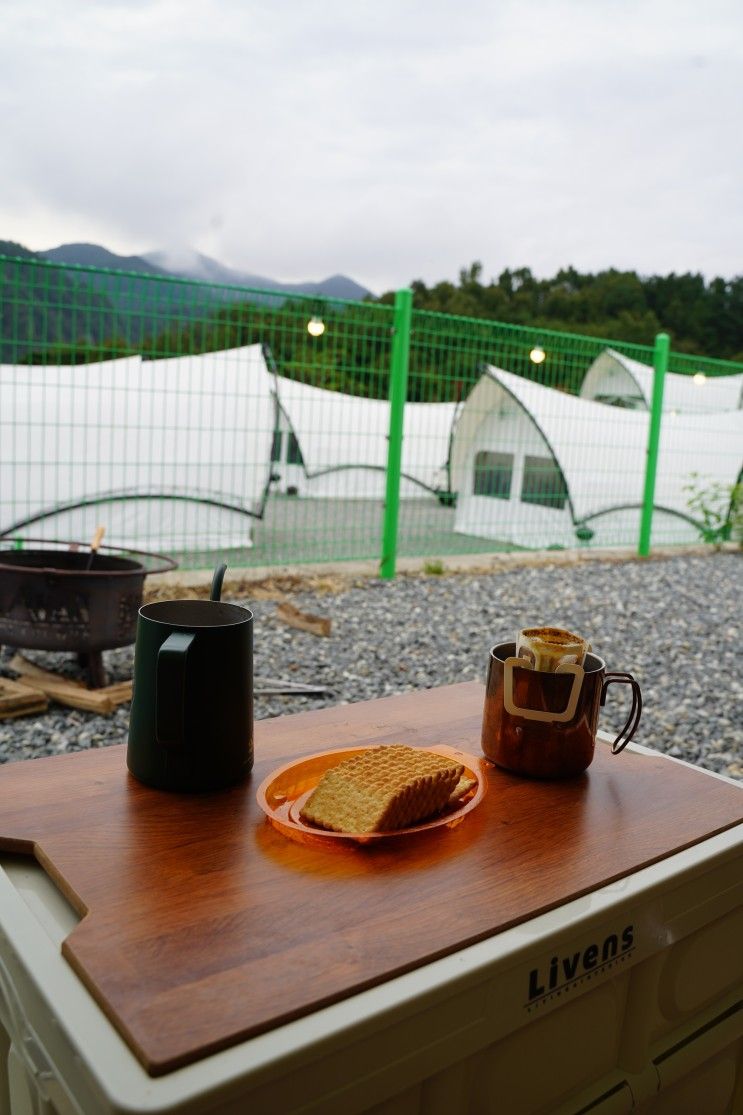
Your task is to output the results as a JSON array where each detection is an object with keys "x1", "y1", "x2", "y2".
[{"x1": 0, "y1": 743, "x2": 741, "y2": 1115}]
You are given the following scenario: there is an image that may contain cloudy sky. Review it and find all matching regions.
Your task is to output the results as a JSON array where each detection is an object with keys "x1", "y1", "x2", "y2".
[{"x1": 3, "y1": 0, "x2": 742, "y2": 292}]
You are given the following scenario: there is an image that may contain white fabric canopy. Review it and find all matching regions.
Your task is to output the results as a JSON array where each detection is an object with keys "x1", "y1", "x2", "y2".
[
  {"x1": 580, "y1": 349, "x2": 743, "y2": 413},
  {"x1": 0, "y1": 345, "x2": 276, "y2": 552},
  {"x1": 274, "y1": 375, "x2": 457, "y2": 498},
  {"x1": 453, "y1": 365, "x2": 743, "y2": 548}
]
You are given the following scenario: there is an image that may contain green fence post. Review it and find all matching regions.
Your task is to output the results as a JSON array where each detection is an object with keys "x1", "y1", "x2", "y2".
[
  {"x1": 638, "y1": 331, "x2": 670, "y2": 556},
  {"x1": 380, "y1": 287, "x2": 413, "y2": 579}
]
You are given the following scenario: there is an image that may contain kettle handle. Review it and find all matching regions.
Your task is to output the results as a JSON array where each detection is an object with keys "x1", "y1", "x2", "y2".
[
  {"x1": 156, "y1": 632, "x2": 195, "y2": 749},
  {"x1": 211, "y1": 563, "x2": 227, "y2": 601}
]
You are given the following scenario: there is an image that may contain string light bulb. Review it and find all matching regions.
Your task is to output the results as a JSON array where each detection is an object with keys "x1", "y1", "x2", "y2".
[
  {"x1": 529, "y1": 345, "x2": 546, "y2": 365},
  {"x1": 693, "y1": 372, "x2": 706, "y2": 385},
  {"x1": 307, "y1": 316, "x2": 325, "y2": 337}
]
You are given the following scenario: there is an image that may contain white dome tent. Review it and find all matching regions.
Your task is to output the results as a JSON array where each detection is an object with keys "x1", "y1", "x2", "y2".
[
  {"x1": 451, "y1": 366, "x2": 743, "y2": 550},
  {"x1": 1, "y1": 344, "x2": 458, "y2": 557},
  {"x1": 0, "y1": 345, "x2": 278, "y2": 552},
  {"x1": 580, "y1": 349, "x2": 743, "y2": 412},
  {"x1": 271, "y1": 374, "x2": 458, "y2": 499},
  {"x1": 7, "y1": 339, "x2": 738, "y2": 560}
]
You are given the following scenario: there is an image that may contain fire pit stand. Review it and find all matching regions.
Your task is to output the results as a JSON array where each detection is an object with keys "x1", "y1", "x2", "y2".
[{"x1": 76, "y1": 652, "x2": 111, "y2": 691}]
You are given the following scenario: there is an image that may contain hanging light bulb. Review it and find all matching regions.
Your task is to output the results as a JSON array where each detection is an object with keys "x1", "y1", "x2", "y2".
[
  {"x1": 529, "y1": 345, "x2": 546, "y2": 365},
  {"x1": 307, "y1": 316, "x2": 325, "y2": 337},
  {"x1": 693, "y1": 372, "x2": 706, "y2": 385}
]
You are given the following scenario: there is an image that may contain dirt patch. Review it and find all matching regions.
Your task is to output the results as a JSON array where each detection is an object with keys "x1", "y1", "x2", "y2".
[{"x1": 143, "y1": 571, "x2": 358, "y2": 604}]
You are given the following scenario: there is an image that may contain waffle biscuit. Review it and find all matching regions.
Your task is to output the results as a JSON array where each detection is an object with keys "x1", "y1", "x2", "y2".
[
  {"x1": 300, "y1": 745, "x2": 465, "y2": 834},
  {"x1": 449, "y1": 775, "x2": 477, "y2": 804}
]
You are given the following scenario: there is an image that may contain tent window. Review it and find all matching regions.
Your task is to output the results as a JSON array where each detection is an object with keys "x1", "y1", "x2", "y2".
[
  {"x1": 270, "y1": 431, "x2": 283, "y2": 462},
  {"x1": 286, "y1": 432, "x2": 304, "y2": 466},
  {"x1": 473, "y1": 451, "x2": 513, "y2": 499},
  {"x1": 521, "y1": 455, "x2": 568, "y2": 510}
]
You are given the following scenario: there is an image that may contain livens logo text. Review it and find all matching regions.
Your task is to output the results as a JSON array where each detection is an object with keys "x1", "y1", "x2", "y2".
[{"x1": 526, "y1": 925, "x2": 634, "y2": 1008}]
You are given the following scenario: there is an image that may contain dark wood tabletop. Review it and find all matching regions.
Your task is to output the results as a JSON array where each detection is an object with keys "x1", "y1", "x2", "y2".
[{"x1": 0, "y1": 682, "x2": 741, "y2": 1076}]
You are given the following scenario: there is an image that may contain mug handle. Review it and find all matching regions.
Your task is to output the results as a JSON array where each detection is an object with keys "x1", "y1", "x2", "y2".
[
  {"x1": 601, "y1": 672, "x2": 642, "y2": 754},
  {"x1": 156, "y1": 632, "x2": 195, "y2": 749}
]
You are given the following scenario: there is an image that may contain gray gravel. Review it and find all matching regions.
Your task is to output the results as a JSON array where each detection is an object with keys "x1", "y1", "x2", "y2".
[{"x1": 1, "y1": 553, "x2": 741, "y2": 780}]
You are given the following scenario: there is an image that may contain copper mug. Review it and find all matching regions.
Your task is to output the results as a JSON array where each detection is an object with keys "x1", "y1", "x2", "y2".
[{"x1": 482, "y1": 641, "x2": 642, "y2": 779}]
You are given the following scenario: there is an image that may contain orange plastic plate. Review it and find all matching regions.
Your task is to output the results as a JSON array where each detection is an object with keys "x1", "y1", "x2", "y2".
[{"x1": 256, "y1": 744, "x2": 486, "y2": 847}]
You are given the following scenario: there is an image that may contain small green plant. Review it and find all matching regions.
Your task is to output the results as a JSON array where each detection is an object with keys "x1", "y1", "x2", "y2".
[
  {"x1": 684, "y1": 474, "x2": 742, "y2": 548},
  {"x1": 423, "y1": 559, "x2": 445, "y2": 575}
]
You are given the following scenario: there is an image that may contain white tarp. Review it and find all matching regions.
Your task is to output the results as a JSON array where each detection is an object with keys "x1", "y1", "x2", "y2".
[
  {"x1": 0, "y1": 345, "x2": 276, "y2": 552},
  {"x1": 274, "y1": 375, "x2": 457, "y2": 498},
  {"x1": 580, "y1": 349, "x2": 743, "y2": 413},
  {"x1": 453, "y1": 365, "x2": 743, "y2": 549}
]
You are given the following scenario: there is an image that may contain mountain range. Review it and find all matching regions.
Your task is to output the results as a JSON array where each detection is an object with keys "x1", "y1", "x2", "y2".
[{"x1": 40, "y1": 242, "x2": 372, "y2": 301}]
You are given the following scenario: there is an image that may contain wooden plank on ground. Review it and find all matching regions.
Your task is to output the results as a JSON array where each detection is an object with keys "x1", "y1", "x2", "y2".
[
  {"x1": 275, "y1": 601, "x2": 332, "y2": 637},
  {"x1": 0, "y1": 677, "x2": 49, "y2": 719},
  {"x1": 9, "y1": 655, "x2": 132, "y2": 714}
]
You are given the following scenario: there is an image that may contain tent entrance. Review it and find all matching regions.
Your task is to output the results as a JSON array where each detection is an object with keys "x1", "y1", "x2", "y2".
[{"x1": 271, "y1": 414, "x2": 306, "y2": 495}]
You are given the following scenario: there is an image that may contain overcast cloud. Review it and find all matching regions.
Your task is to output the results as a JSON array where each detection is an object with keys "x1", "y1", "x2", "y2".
[{"x1": 2, "y1": 0, "x2": 742, "y2": 292}]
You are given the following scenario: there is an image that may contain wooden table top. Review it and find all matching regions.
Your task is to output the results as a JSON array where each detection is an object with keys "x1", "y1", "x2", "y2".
[{"x1": 0, "y1": 682, "x2": 741, "y2": 1076}]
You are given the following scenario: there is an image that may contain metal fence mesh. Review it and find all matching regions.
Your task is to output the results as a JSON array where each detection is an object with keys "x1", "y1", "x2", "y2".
[{"x1": 1, "y1": 254, "x2": 741, "y2": 571}]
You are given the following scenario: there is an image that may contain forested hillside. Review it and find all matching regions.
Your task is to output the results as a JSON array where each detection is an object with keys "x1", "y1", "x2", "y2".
[
  {"x1": 379, "y1": 263, "x2": 743, "y2": 362},
  {"x1": 0, "y1": 241, "x2": 120, "y2": 362}
]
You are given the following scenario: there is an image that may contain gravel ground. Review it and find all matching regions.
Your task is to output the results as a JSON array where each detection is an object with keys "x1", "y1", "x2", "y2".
[{"x1": 1, "y1": 553, "x2": 741, "y2": 780}]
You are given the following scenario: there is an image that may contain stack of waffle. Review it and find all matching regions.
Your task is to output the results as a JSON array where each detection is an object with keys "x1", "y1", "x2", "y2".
[{"x1": 300, "y1": 745, "x2": 474, "y2": 834}]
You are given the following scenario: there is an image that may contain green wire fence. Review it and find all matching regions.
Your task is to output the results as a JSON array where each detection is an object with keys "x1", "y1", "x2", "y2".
[{"x1": 1, "y1": 253, "x2": 741, "y2": 574}]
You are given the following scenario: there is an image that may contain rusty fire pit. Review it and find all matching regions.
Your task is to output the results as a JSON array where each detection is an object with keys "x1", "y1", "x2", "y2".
[{"x1": 0, "y1": 539, "x2": 177, "y2": 688}]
